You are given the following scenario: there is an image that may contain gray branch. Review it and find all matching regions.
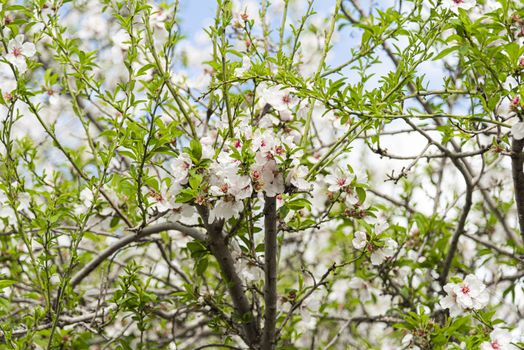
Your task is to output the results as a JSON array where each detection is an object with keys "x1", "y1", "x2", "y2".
[
  {"x1": 206, "y1": 222, "x2": 260, "y2": 347},
  {"x1": 70, "y1": 221, "x2": 205, "y2": 288}
]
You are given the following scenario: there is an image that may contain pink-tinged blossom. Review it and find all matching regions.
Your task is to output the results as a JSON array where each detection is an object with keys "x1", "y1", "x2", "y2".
[
  {"x1": 352, "y1": 231, "x2": 367, "y2": 250},
  {"x1": 252, "y1": 130, "x2": 277, "y2": 157},
  {"x1": 325, "y1": 168, "x2": 353, "y2": 192},
  {"x1": 480, "y1": 329, "x2": 516, "y2": 350},
  {"x1": 5, "y1": 35, "x2": 36, "y2": 73},
  {"x1": 170, "y1": 153, "x2": 192, "y2": 185},
  {"x1": 252, "y1": 159, "x2": 284, "y2": 197},
  {"x1": 370, "y1": 238, "x2": 398, "y2": 265},
  {"x1": 259, "y1": 85, "x2": 299, "y2": 112},
  {"x1": 442, "y1": 0, "x2": 476, "y2": 14},
  {"x1": 229, "y1": 174, "x2": 253, "y2": 200},
  {"x1": 149, "y1": 183, "x2": 182, "y2": 213},
  {"x1": 287, "y1": 165, "x2": 311, "y2": 191},
  {"x1": 207, "y1": 158, "x2": 253, "y2": 223},
  {"x1": 209, "y1": 199, "x2": 244, "y2": 222},
  {"x1": 440, "y1": 274, "x2": 489, "y2": 317},
  {"x1": 210, "y1": 173, "x2": 252, "y2": 202}
]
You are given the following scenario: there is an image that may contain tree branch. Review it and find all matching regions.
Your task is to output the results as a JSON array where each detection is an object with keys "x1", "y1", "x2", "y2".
[
  {"x1": 261, "y1": 196, "x2": 278, "y2": 350},
  {"x1": 71, "y1": 221, "x2": 205, "y2": 288},
  {"x1": 1, "y1": 306, "x2": 114, "y2": 338},
  {"x1": 440, "y1": 184, "x2": 473, "y2": 286},
  {"x1": 207, "y1": 221, "x2": 260, "y2": 347},
  {"x1": 512, "y1": 138, "x2": 524, "y2": 243}
]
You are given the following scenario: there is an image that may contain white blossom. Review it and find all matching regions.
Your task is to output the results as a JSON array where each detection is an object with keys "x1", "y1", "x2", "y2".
[
  {"x1": 74, "y1": 188, "x2": 94, "y2": 215},
  {"x1": 209, "y1": 199, "x2": 244, "y2": 222},
  {"x1": 480, "y1": 329, "x2": 516, "y2": 350},
  {"x1": 440, "y1": 274, "x2": 489, "y2": 317},
  {"x1": 5, "y1": 35, "x2": 36, "y2": 73},
  {"x1": 442, "y1": 0, "x2": 476, "y2": 14},
  {"x1": 259, "y1": 85, "x2": 299, "y2": 112},
  {"x1": 170, "y1": 153, "x2": 193, "y2": 185},
  {"x1": 325, "y1": 168, "x2": 353, "y2": 192},
  {"x1": 370, "y1": 238, "x2": 398, "y2": 265},
  {"x1": 287, "y1": 165, "x2": 311, "y2": 191},
  {"x1": 234, "y1": 56, "x2": 252, "y2": 77},
  {"x1": 352, "y1": 231, "x2": 367, "y2": 250}
]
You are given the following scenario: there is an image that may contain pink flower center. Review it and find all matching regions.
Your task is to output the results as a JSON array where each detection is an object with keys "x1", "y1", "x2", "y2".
[
  {"x1": 252, "y1": 170, "x2": 261, "y2": 180},
  {"x1": 337, "y1": 178, "x2": 346, "y2": 187},
  {"x1": 282, "y1": 94, "x2": 291, "y2": 104},
  {"x1": 460, "y1": 286, "x2": 470, "y2": 295},
  {"x1": 220, "y1": 183, "x2": 229, "y2": 193},
  {"x1": 149, "y1": 191, "x2": 163, "y2": 202},
  {"x1": 234, "y1": 140, "x2": 242, "y2": 148},
  {"x1": 12, "y1": 46, "x2": 22, "y2": 57},
  {"x1": 491, "y1": 341, "x2": 500, "y2": 350},
  {"x1": 452, "y1": 0, "x2": 464, "y2": 3},
  {"x1": 275, "y1": 146, "x2": 285, "y2": 155}
]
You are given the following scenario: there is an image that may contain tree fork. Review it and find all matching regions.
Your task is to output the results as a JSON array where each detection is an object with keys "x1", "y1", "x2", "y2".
[{"x1": 207, "y1": 222, "x2": 260, "y2": 347}]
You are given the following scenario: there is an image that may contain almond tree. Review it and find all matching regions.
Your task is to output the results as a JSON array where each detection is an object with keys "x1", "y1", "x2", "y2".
[{"x1": 1, "y1": 0, "x2": 524, "y2": 349}]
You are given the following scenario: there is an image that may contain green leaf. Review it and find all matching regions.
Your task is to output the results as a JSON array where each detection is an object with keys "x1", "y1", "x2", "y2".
[
  {"x1": 285, "y1": 198, "x2": 311, "y2": 211},
  {"x1": 0, "y1": 280, "x2": 16, "y2": 289},
  {"x1": 190, "y1": 139, "x2": 202, "y2": 161},
  {"x1": 433, "y1": 46, "x2": 459, "y2": 61},
  {"x1": 356, "y1": 187, "x2": 366, "y2": 203},
  {"x1": 189, "y1": 173, "x2": 203, "y2": 189}
]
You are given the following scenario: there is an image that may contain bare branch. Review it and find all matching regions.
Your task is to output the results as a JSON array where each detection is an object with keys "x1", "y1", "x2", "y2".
[{"x1": 71, "y1": 221, "x2": 205, "y2": 287}]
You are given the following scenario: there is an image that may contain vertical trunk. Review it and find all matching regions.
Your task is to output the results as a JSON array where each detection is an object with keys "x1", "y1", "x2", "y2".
[
  {"x1": 261, "y1": 196, "x2": 278, "y2": 350},
  {"x1": 512, "y1": 138, "x2": 524, "y2": 243}
]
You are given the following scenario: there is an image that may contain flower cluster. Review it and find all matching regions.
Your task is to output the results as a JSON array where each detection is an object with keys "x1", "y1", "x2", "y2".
[{"x1": 440, "y1": 275, "x2": 489, "y2": 317}]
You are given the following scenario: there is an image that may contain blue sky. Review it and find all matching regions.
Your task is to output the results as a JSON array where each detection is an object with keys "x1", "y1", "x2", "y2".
[{"x1": 174, "y1": 0, "x2": 447, "y2": 95}]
